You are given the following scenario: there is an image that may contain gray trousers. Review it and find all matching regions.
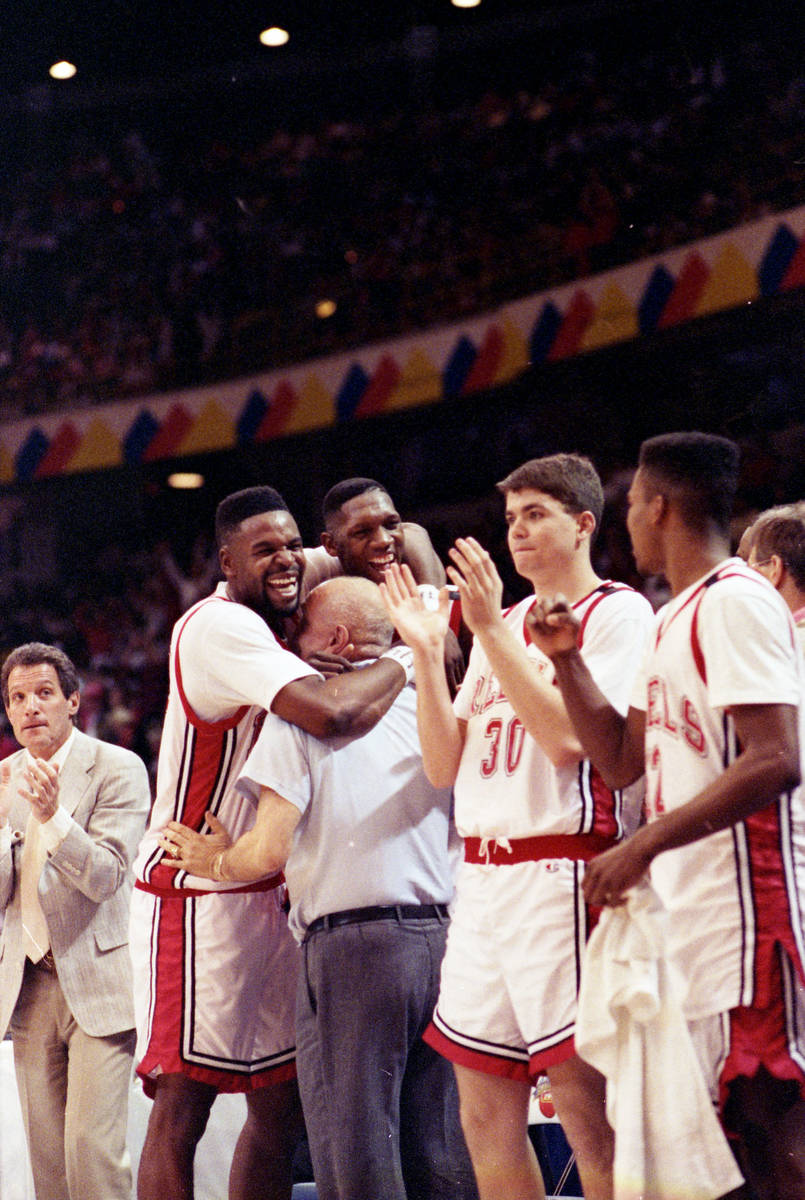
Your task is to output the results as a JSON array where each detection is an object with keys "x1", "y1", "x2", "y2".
[{"x1": 296, "y1": 913, "x2": 478, "y2": 1200}]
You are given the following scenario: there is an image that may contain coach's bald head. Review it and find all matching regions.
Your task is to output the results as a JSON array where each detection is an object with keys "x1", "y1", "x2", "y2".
[{"x1": 293, "y1": 576, "x2": 394, "y2": 663}]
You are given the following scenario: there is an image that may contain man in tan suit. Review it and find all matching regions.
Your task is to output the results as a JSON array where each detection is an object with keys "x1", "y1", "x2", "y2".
[{"x1": 0, "y1": 642, "x2": 150, "y2": 1200}]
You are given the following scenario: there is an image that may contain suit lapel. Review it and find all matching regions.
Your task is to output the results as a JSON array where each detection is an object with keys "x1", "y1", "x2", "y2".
[{"x1": 57, "y1": 730, "x2": 95, "y2": 818}]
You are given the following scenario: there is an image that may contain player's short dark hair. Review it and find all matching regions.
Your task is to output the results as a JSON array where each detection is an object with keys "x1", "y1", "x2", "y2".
[
  {"x1": 496, "y1": 454, "x2": 604, "y2": 533},
  {"x1": 746, "y1": 502, "x2": 805, "y2": 589},
  {"x1": 638, "y1": 432, "x2": 739, "y2": 536},
  {"x1": 2, "y1": 643, "x2": 81, "y2": 709},
  {"x1": 322, "y1": 478, "x2": 391, "y2": 528},
  {"x1": 215, "y1": 486, "x2": 289, "y2": 548}
]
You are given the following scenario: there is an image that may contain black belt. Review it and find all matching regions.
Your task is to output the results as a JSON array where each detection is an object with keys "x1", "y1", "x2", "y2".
[{"x1": 305, "y1": 903, "x2": 449, "y2": 937}]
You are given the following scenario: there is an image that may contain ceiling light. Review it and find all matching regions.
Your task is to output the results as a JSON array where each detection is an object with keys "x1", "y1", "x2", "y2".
[
  {"x1": 315, "y1": 299, "x2": 337, "y2": 319},
  {"x1": 259, "y1": 27, "x2": 290, "y2": 47},
  {"x1": 49, "y1": 61, "x2": 77, "y2": 80},
  {"x1": 167, "y1": 472, "x2": 205, "y2": 490},
  {"x1": 451, "y1": 0, "x2": 482, "y2": 7}
]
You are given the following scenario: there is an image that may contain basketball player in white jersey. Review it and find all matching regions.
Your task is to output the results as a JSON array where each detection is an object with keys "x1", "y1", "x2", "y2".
[
  {"x1": 529, "y1": 433, "x2": 805, "y2": 1200},
  {"x1": 302, "y1": 476, "x2": 466, "y2": 692},
  {"x1": 381, "y1": 453, "x2": 654, "y2": 1200},
  {"x1": 131, "y1": 485, "x2": 412, "y2": 1200}
]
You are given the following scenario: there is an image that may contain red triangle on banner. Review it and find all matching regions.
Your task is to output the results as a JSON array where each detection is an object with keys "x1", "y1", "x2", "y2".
[
  {"x1": 462, "y1": 326, "x2": 504, "y2": 394},
  {"x1": 35, "y1": 422, "x2": 81, "y2": 477},
  {"x1": 143, "y1": 405, "x2": 193, "y2": 461},
  {"x1": 547, "y1": 291, "x2": 595, "y2": 360},
  {"x1": 256, "y1": 380, "x2": 297, "y2": 440},
  {"x1": 658, "y1": 252, "x2": 710, "y2": 328},
  {"x1": 356, "y1": 355, "x2": 402, "y2": 416}
]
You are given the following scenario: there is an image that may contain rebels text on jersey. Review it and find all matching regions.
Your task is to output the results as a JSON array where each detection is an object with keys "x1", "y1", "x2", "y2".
[
  {"x1": 453, "y1": 583, "x2": 654, "y2": 841},
  {"x1": 635, "y1": 559, "x2": 805, "y2": 1018}
]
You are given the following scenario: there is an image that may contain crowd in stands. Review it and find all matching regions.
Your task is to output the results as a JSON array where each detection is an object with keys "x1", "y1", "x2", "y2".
[
  {"x1": 1, "y1": 23, "x2": 804, "y2": 417},
  {"x1": 0, "y1": 536, "x2": 217, "y2": 786}
]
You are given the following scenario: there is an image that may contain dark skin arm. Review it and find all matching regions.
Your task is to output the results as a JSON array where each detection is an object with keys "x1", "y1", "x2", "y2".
[
  {"x1": 271, "y1": 656, "x2": 407, "y2": 738},
  {"x1": 400, "y1": 522, "x2": 446, "y2": 588},
  {"x1": 402, "y1": 523, "x2": 465, "y2": 694},
  {"x1": 442, "y1": 631, "x2": 465, "y2": 698},
  {"x1": 525, "y1": 594, "x2": 647, "y2": 788},
  {"x1": 583, "y1": 703, "x2": 801, "y2": 906}
]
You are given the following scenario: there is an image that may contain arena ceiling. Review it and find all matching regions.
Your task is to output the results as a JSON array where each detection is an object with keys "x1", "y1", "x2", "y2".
[
  {"x1": 0, "y1": 2, "x2": 566, "y2": 88},
  {"x1": 2, "y1": 0, "x2": 725, "y2": 98}
]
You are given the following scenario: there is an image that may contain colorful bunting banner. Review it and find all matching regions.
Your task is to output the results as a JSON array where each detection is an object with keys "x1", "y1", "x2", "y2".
[{"x1": 2, "y1": 206, "x2": 805, "y2": 484}]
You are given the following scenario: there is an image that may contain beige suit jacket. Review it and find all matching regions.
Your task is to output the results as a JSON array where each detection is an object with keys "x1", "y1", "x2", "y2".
[{"x1": 0, "y1": 728, "x2": 150, "y2": 1037}]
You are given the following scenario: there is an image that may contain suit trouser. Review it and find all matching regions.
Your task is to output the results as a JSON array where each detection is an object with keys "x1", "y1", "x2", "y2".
[{"x1": 10, "y1": 959, "x2": 136, "y2": 1200}]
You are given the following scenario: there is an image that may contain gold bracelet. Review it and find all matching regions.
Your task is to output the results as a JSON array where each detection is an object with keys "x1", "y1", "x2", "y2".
[{"x1": 211, "y1": 850, "x2": 228, "y2": 882}]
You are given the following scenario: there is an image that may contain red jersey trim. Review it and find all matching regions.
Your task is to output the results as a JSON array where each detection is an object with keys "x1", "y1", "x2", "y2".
[
  {"x1": 463, "y1": 831, "x2": 616, "y2": 865},
  {"x1": 576, "y1": 581, "x2": 632, "y2": 648},
  {"x1": 656, "y1": 565, "x2": 757, "y2": 681},
  {"x1": 135, "y1": 875, "x2": 285, "y2": 898},
  {"x1": 517, "y1": 580, "x2": 634, "y2": 648},
  {"x1": 174, "y1": 596, "x2": 249, "y2": 731},
  {"x1": 423, "y1": 1022, "x2": 576, "y2": 1080},
  {"x1": 135, "y1": 892, "x2": 295, "y2": 1097}
]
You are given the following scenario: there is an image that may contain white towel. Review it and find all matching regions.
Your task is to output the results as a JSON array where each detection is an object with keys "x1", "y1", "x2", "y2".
[{"x1": 576, "y1": 881, "x2": 744, "y2": 1200}]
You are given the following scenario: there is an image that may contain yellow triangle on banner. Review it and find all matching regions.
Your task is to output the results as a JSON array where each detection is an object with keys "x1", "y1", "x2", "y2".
[
  {"x1": 497, "y1": 318, "x2": 530, "y2": 382},
  {"x1": 66, "y1": 418, "x2": 122, "y2": 473},
  {"x1": 581, "y1": 283, "x2": 639, "y2": 351},
  {"x1": 178, "y1": 399, "x2": 236, "y2": 454},
  {"x1": 696, "y1": 243, "x2": 759, "y2": 316},
  {"x1": 387, "y1": 348, "x2": 441, "y2": 411},
  {"x1": 287, "y1": 373, "x2": 334, "y2": 434},
  {"x1": 0, "y1": 441, "x2": 15, "y2": 484},
  {"x1": 178, "y1": 398, "x2": 237, "y2": 453}
]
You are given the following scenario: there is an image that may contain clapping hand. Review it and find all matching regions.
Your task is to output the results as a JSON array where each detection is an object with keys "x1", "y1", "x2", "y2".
[
  {"x1": 380, "y1": 564, "x2": 450, "y2": 653},
  {"x1": 445, "y1": 537, "x2": 503, "y2": 637},
  {"x1": 23, "y1": 758, "x2": 60, "y2": 824}
]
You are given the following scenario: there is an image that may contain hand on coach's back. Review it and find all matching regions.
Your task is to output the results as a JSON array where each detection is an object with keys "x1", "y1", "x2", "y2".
[{"x1": 304, "y1": 650, "x2": 355, "y2": 677}]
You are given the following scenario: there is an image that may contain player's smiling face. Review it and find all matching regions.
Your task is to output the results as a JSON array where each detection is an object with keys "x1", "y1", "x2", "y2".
[
  {"x1": 220, "y1": 510, "x2": 306, "y2": 620},
  {"x1": 324, "y1": 490, "x2": 404, "y2": 585},
  {"x1": 504, "y1": 488, "x2": 584, "y2": 584}
]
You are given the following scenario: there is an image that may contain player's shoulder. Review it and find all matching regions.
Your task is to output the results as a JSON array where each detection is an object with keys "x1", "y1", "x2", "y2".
[
  {"x1": 700, "y1": 558, "x2": 785, "y2": 615},
  {"x1": 78, "y1": 729, "x2": 149, "y2": 780},
  {"x1": 173, "y1": 586, "x2": 229, "y2": 630},
  {"x1": 177, "y1": 586, "x2": 278, "y2": 645},
  {"x1": 501, "y1": 594, "x2": 537, "y2": 638},
  {"x1": 704, "y1": 558, "x2": 764, "y2": 588},
  {"x1": 577, "y1": 580, "x2": 654, "y2": 634},
  {"x1": 302, "y1": 546, "x2": 341, "y2": 589},
  {"x1": 502, "y1": 594, "x2": 536, "y2": 621},
  {"x1": 588, "y1": 580, "x2": 653, "y2": 613}
]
